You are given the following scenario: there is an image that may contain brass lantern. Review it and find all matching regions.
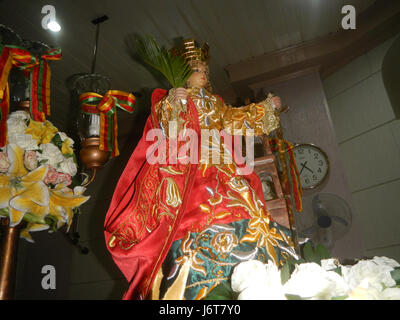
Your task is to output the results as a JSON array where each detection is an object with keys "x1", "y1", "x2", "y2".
[
  {"x1": 73, "y1": 73, "x2": 111, "y2": 185},
  {"x1": 72, "y1": 15, "x2": 111, "y2": 186}
]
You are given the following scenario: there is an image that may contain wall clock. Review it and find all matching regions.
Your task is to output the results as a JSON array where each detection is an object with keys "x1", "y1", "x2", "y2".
[{"x1": 292, "y1": 143, "x2": 330, "y2": 190}]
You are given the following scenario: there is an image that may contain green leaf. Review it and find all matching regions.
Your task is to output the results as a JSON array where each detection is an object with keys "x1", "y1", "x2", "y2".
[
  {"x1": 51, "y1": 133, "x2": 63, "y2": 149},
  {"x1": 331, "y1": 267, "x2": 342, "y2": 276},
  {"x1": 315, "y1": 243, "x2": 331, "y2": 260},
  {"x1": 23, "y1": 212, "x2": 46, "y2": 225},
  {"x1": 71, "y1": 152, "x2": 78, "y2": 165},
  {"x1": 281, "y1": 261, "x2": 292, "y2": 285},
  {"x1": 38, "y1": 159, "x2": 48, "y2": 165},
  {"x1": 285, "y1": 294, "x2": 305, "y2": 300},
  {"x1": 44, "y1": 214, "x2": 59, "y2": 232},
  {"x1": 391, "y1": 267, "x2": 400, "y2": 286},
  {"x1": 204, "y1": 281, "x2": 236, "y2": 300},
  {"x1": 0, "y1": 207, "x2": 9, "y2": 217},
  {"x1": 70, "y1": 172, "x2": 83, "y2": 188},
  {"x1": 331, "y1": 295, "x2": 348, "y2": 300},
  {"x1": 302, "y1": 242, "x2": 318, "y2": 264},
  {"x1": 135, "y1": 35, "x2": 193, "y2": 88}
]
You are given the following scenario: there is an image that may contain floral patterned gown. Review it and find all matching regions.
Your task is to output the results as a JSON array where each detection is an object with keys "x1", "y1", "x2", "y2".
[{"x1": 150, "y1": 87, "x2": 297, "y2": 300}]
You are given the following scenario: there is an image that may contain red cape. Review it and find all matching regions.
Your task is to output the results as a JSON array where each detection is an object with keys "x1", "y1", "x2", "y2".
[{"x1": 104, "y1": 89, "x2": 273, "y2": 299}]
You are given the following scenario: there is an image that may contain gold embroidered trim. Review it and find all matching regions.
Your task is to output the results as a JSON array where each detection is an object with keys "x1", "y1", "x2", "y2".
[{"x1": 185, "y1": 277, "x2": 229, "y2": 289}]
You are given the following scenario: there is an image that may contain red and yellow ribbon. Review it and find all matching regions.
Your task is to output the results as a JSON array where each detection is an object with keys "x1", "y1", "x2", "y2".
[
  {"x1": 79, "y1": 90, "x2": 136, "y2": 158},
  {"x1": 269, "y1": 138, "x2": 303, "y2": 212},
  {"x1": 0, "y1": 44, "x2": 62, "y2": 146}
]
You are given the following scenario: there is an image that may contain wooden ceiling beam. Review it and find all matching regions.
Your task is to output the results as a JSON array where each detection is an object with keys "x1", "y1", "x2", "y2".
[{"x1": 226, "y1": 0, "x2": 400, "y2": 98}]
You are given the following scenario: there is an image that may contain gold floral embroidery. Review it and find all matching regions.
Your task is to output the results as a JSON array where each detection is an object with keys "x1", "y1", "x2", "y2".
[
  {"x1": 159, "y1": 166, "x2": 184, "y2": 175},
  {"x1": 165, "y1": 178, "x2": 182, "y2": 208},
  {"x1": 177, "y1": 232, "x2": 207, "y2": 276},
  {"x1": 185, "y1": 277, "x2": 229, "y2": 289},
  {"x1": 108, "y1": 235, "x2": 116, "y2": 248},
  {"x1": 200, "y1": 203, "x2": 211, "y2": 213},
  {"x1": 110, "y1": 164, "x2": 159, "y2": 249},
  {"x1": 208, "y1": 194, "x2": 223, "y2": 206},
  {"x1": 224, "y1": 176, "x2": 288, "y2": 265},
  {"x1": 210, "y1": 231, "x2": 238, "y2": 253},
  {"x1": 213, "y1": 211, "x2": 232, "y2": 220},
  {"x1": 187, "y1": 87, "x2": 279, "y2": 137}
]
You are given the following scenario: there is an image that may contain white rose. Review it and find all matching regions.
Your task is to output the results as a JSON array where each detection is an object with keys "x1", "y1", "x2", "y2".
[
  {"x1": 342, "y1": 260, "x2": 396, "y2": 292},
  {"x1": 264, "y1": 260, "x2": 286, "y2": 291},
  {"x1": 57, "y1": 132, "x2": 68, "y2": 141},
  {"x1": 59, "y1": 157, "x2": 77, "y2": 176},
  {"x1": 38, "y1": 143, "x2": 64, "y2": 167},
  {"x1": 240, "y1": 260, "x2": 287, "y2": 300},
  {"x1": 7, "y1": 111, "x2": 30, "y2": 135},
  {"x1": 283, "y1": 262, "x2": 349, "y2": 299},
  {"x1": 382, "y1": 287, "x2": 400, "y2": 300},
  {"x1": 7, "y1": 117, "x2": 27, "y2": 135},
  {"x1": 346, "y1": 279, "x2": 383, "y2": 300},
  {"x1": 8, "y1": 134, "x2": 38, "y2": 150},
  {"x1": 372, "y1": 256, "x2": 400, "y2": 269},
  {"x1": 57, "y1": 132, "x2": 74, "y2": 146},
  {"x1": 231, "y1": 260, "x2": 269, "y2": 293},
  {"x1": 8, "y1": 111, "x2": 30, "y2": 121}
]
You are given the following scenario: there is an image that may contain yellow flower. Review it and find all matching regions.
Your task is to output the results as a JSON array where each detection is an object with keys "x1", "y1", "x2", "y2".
[
  {"x1": 25, "y1": 120, "x2": 58, "y2": 144},
  {"x1": 61, "y1": 139, "x2": 74, "y2": 155},
  {"x1": 20, "y1": 223, "x2": 49, "y2": 243},
  {"x1": 0, "y1": 144, "x2": 89, "y2": 241},
  {"x1": 0, "y1": 144, "x2": 49, "y2": 227},
  {"x1": 48, "y1": 183, "x2": 89, "y2": 231},
  {"x1": 19, "y1": 185, "x2": 89, "y2": 241}
]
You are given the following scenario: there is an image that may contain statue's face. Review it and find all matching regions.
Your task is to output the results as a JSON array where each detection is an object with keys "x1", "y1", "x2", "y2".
[{"x1": 187, "y1": 61, "x2": 209, "y2": 88}]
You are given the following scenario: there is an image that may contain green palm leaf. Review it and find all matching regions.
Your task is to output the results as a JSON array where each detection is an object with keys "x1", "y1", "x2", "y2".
[{"x1": 135, "y1": 35, "x2": 193, "y2": 88}]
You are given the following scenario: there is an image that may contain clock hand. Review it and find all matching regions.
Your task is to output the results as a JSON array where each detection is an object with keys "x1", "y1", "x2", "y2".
[
  {"x1": 299, "y1": 161, "x2": 307, "y2": 175},
  {"x1": 304, "y1": 165, "x2": 314, "y2": 174}
]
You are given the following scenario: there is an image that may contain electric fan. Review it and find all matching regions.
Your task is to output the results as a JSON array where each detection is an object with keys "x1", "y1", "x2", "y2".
[{"x1": 302, "y1": 193, "x2": 352, "y2": 249}]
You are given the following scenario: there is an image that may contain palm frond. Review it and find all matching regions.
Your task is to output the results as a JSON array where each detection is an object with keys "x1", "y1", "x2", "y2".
[{"x1": 135, "y1": 35, "x2": 193, "y2": 88}]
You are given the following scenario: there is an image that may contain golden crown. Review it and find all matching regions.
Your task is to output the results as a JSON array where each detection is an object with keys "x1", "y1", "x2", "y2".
[{"x1": 180, "y1": 39, "x2": 210, "y2": 63}]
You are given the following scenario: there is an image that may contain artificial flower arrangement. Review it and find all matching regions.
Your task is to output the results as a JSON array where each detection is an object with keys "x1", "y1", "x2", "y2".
[
  {"x1": 205, "y1": 242, "x2": 400, "y2": 300},
  {"x1": 0, "y1": 110, "x2": 90, "y2": 242}
]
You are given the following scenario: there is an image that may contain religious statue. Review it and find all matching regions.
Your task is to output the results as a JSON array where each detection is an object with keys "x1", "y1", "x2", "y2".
[{"x1": 104, "y1": 38, "x2": 296, "y2": 300}]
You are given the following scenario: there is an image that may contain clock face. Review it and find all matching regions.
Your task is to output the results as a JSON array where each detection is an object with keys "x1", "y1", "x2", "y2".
[{"x1": 293, "y1": 144, "x2": 329, "y2": 189}]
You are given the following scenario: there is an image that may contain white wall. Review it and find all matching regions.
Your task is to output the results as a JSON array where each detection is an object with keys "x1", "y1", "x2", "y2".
[
  {"x1": 252, "y1": 71, "x2": 365, "y2": 260},
  {"x1": 322, "y1": 34, "x2": 400, "y2": 262}
]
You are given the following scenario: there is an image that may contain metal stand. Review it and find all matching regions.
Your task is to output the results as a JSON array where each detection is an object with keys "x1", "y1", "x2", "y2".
[{"x1": 0, "y1": 219, "x2": 25, "y2": 300}]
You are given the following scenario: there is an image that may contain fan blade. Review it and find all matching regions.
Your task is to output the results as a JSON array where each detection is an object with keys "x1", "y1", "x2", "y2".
[
  {"x1": 329, "y1": 215, "x2": 349, "y2": 227},
  {"x1": 318, "y1": 227, "x2": 334, "y2": 249}
]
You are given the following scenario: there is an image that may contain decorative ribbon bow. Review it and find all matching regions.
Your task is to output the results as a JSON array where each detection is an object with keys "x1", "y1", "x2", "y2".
[
  {"x1": 0, "y1": 44, "x2": 62, "y2": 146},
  {"x1": 268, "y1": 138, "x2": 303, "y2": 213},
  {"x1": 79, "y1": 90, "x2": 136, "y2": 158}
]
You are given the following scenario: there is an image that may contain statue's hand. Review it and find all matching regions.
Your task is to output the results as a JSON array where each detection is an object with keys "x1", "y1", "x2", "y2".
[
  {"x1": 271, "y1": 96, "x2": 282, "y2": 110},
  {"x1": 170, "y1": 87, "x2": 188, "y2": 106}
]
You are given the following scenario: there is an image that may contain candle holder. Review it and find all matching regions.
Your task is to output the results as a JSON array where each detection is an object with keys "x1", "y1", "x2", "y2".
[
  {"x1": 73, "y1": 73, "x2": 111, "y2": 185},
  {"x1": 9, "y1": 40, "x2": 52, "y2": 114}
]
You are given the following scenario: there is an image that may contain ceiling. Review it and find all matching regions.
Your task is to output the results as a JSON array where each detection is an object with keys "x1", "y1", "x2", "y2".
[{"x1": 0, "y1": 0, "x2": 379, "y2": 137}]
